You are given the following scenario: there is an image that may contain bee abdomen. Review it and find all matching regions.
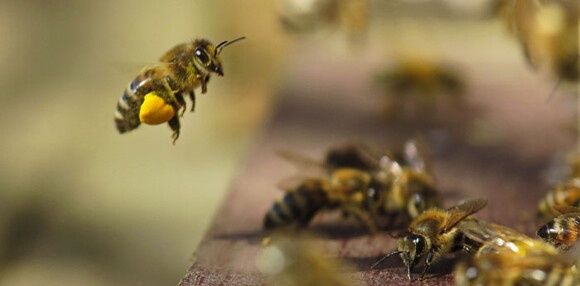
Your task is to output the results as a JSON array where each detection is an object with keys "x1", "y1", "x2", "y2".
[
  {"x1": 264, "y1": 190, "x2": 325, "y2": 230},
  {"x1": 114, "y1": 76, "x2": 149, "y2": 133}
]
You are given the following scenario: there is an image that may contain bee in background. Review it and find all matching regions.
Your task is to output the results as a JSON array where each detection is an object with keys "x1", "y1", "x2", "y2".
[
  {"x1": 277, "y1": 143, "x2": 381, "y2": 174},
  {"x1": 374, "y1": 57, "x2": 465, "y2": 120},
  {"x1": 510, "y1": 0, "x2": 578, "y2": 83},
  {"x1": 370, "y1": 140, "x2": 441, "y2": 221},
  {"x1": 279, "y1": 0, "x2": 369, "y2": 41},
  {"x1": 454, "y1": 250, "x2": 578, "y2": 286},
  {"x1": 273, "y1": 140, "x2": 441, "y2": 231},
  {"x1": 538, "y1": 177, "x2": 580, "y2": 220},
  {"x1": 114, "y1": 37, "x2": 245, "y2": 143},
  {"x1": 537, "y1": 205, "x2": 580, "y2": 251},
  {"x1": 263, "y1": 168, "x2": 381, "y2": 232}
]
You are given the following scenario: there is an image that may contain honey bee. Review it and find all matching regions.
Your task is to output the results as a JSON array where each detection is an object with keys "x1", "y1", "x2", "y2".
[
  {"x1": 256, "y1": 233, "x2": 357, "y2": 286},
  {"x1": 263, "y1": 168, "x2": 380, "y2": 232},
  {"x1": 537, "y1": 205, "x2": 580, "y2": 251},
  {"x1": 279, "y1": 0, "x2": 369, "y2": 40},
  {"x1": 511, "y1": 0, "x2": 579, "y2": 82},
  {"x1": 114, "y1": 37, "x2": 245, "y2": 143},
  {"x1": 372, "y1": 199, "x2": 488, "y2": 280},
  {"x1": 538, "y1": 177, "x2": 580, "y2": 220},
  {"x1": 370, "y1": 142, "x2": 441, "y2": 221},
  {"x1": 375, "y1": 58, "x2": 465, "y2": 120},
  {"x1": 454, "y1": 250, "x2": 578, "y2": 286},
  {"x1": 269, "y1": 140, "x2": 440, "y2": 232},
  {"x1": 374, "y1": 198, "x2": 559, "y2": 280}
]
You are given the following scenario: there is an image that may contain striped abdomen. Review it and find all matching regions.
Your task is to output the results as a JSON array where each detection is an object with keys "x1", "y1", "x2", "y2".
[
  {"x1": 538, "y1": 181, "x2": 580, "y2": 220},
  {"x1": 114, "y1": 72, "x2": 155, "y2": 133},
  {"x1": 537, "y1": 213, "x2": 580, "y2": 251},
  {"x1": 264, "y1": 185, "x2": 328, "y2": 230}
]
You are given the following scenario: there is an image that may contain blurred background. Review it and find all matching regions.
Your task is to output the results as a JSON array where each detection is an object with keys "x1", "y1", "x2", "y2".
[{"x1": 0, "y1": 0, "x2": 576, "y2": 285}]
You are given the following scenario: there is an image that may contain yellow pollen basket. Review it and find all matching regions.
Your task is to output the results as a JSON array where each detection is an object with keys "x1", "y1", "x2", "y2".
[{"x1": 139, "y1": 93, "x2": 176, "y2": 125}]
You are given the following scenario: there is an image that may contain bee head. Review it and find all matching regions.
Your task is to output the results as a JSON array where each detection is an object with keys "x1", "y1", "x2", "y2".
[
  {"x1": 196, "y1": 36, "x2": 245, "y2": 77},
  {"x1": 398, "y1": 233, "x2": 428, "y2": 278},
  {"x1": 192, "y1": 41, "x2": 224, "y2": 76}
]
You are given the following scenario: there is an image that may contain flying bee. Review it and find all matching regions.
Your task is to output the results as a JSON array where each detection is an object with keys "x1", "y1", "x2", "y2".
[
  {"x1": 537, "y1": 205, "x2": 580, "y2": 251},
  {"x1": 538, "y1": 177, "x2": 580, "y2": 220},
  {"x1": 454, "y1": 250, "x2": 578, "y2": 286},
  {"x1": 511, "y1": 0, "x2": 578, "y2": 83},
  {"x1": 279, "y1": 0, "x2": 369, "y2": 41},
  {"x1": 114, "y1": 37, "x2": 245, "y2": 143},
  {"x1": 264, "y1": 168, "x2": 381, "y2": 232}
]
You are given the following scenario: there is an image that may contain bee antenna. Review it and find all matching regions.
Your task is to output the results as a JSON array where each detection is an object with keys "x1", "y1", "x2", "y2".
[
  {"x1": 215, "y1": 36, "x2": 246, "y2": 55},
  {"x1": 371, "y1": 250, "x2": 402, "y2": 269}
]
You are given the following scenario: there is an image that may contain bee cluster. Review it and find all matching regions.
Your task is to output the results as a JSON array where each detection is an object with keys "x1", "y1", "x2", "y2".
[{"x1": 262, "y1": 140, "x2": 579, "y2": 284}]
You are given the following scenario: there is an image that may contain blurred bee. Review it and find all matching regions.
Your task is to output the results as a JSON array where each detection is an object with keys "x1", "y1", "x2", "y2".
[
  {"x1": 537, "y1": 205, "x2": 580, "y2": 251},
  {"x1": 114, "y1": 37, "x2": 245, "y2": 143},
  {"x1": 279, "y1": 0, "x2": 369, "y2": 40},
  {"x1": 370, "y1": 141, "x2": 441, "y2": 221},
  {"x1": 454, "y1": 250, "x2": 578, "y2": 286},
  {"x1": 256, "y1": 232, "x2": 358, "y2": 286},
  {"x1": 263, "y1": 168, "x2": 380, "y2": 232},
  {"x1": 511, "y1": 0, "x2": 578, "y2": 82},
  {"x1": 375, "y1": 58, "x2": 465, "y2": 120},
  {"x1": 538, "y1": 177, "x2": 580, "y2": 220},
  {"x1": 270, "y1": 140, "x2": 441, "y2": 231},
  {"x1": 373, "y1": 198, "x2": 560, "y2": 280}
]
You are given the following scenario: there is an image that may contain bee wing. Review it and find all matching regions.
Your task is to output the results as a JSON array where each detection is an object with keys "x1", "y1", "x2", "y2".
[
  {"x1": 401, "y1": 139, "x2": 429, "y2": 171},
  {"x1": 458, "y1": 219, "x2": 528, "y2": 246},
  {"x1": 276, "y1": 150, "x2": 326, "y2": 172},
  {"x1": 553, "y1": 205, "x2": 580, "y2": 215},
  {"x1": 442, "y1": 198, "x2": 488, "y2": 232}
]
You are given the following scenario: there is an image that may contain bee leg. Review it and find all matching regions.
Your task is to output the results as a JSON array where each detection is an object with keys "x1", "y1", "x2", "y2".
[
  {"x1": 168, "y1": 115, "x2": 180, "y2": 144},
  {"x1": 201, "y1": 76, "x2": 208, "y2": 94},
  {"x1": 418, "y1": 250, "x2": 434, "y2": 281},
  {"x1": 189, "y1": 91, "x2": 196, "y2": 112},
  {"x1": 174, "y1": 92, "x2": 186, "y2": 117}
]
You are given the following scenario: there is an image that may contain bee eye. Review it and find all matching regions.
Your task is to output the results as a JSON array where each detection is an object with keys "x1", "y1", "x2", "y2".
[
  {"x1": 411, "y1": 235, "x2": 425, "y2": 255},
  {"x1": 194, "y1": 49, "x2": 210, "y2": 65}
]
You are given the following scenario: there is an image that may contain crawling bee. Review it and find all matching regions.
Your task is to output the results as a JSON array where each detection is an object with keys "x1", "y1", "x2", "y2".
[
  {"x1": 373, "y1": 198, "x2": 559, "y2": 280},
  {"x1": 372, "y1": 199, "x2": 489, "y2": 280},
  {"x1": 114, "y1": 37, "x2": 245, "y2": 143},
  {"x1": 538, "y1": 177, "x2": 580, "y2": 220},
  {"x1": 537, "y1": 205, "x2": 580, "y2": 251},
  {"x1": 511, "y1": 0, "x2": 578, "y2": 82},
  {"x1": 263, "y1": 168, "x2": 380, "y2": 232},
  {"x1": 271, "y1": 140, "x2": 440, "y2": 231},
  {"x1": 369, "y1": 141, "x2": 441, "y2": 221},
  {"x1": 454, "y1": 250, "x2": 578, "y2": 286}
]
